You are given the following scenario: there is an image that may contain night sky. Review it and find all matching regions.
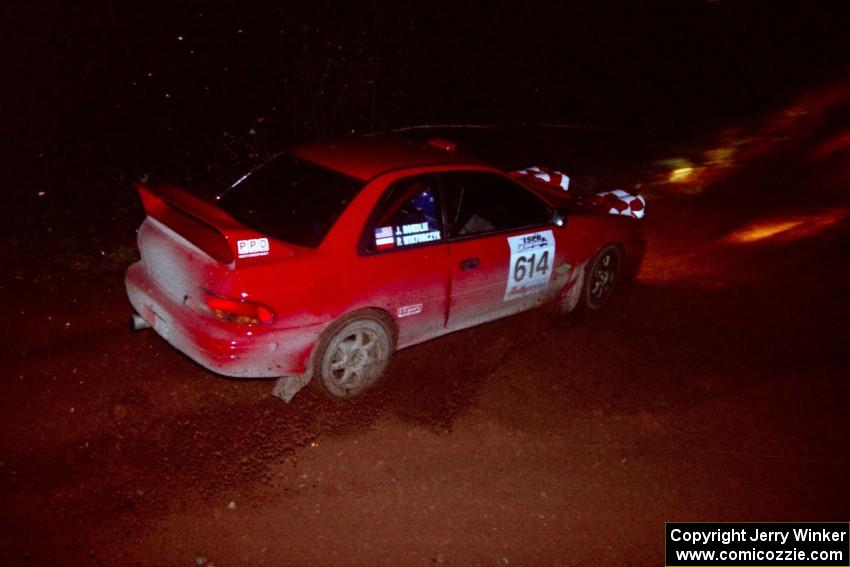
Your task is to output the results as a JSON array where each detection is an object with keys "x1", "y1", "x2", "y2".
[
  {"x1": 1, "y1": 0, "x2": 846, "y2": 270},
  {"x1": 5, "y1": 2, "x2": 850, "y2": 181},
  {"x1": 0, "y1": 0, "x2": 846, "y2": 293},
  {"x1": 2, "y1": 4, "x2": 850, "y2": 564}
]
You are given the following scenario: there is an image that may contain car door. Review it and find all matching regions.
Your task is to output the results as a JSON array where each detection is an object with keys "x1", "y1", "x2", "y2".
[
  {"x1": 356, "y1": 174, "x2": 450, "y2": 347},
  {"x1": 442, "y1": 171, "x2": 561, "y2": 331}
]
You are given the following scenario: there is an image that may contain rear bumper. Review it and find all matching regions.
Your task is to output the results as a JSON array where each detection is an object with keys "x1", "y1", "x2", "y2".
[{"x1": 125, "y1": 261, "x2": 318, "y2": 378}]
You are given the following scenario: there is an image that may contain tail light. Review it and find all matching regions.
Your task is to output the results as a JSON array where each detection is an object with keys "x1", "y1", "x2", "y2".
[{"x1": 201, "y1": 289, "x2": 276, "y2": 325}]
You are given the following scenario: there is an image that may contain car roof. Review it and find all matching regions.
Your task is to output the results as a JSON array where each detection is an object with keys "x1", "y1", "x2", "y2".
[{"x1": 292, "y1": 135, "x2": 485, "y2": 181}]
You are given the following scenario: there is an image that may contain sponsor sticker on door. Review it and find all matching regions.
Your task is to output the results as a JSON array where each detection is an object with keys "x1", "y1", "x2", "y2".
[
  {"x1": 504, "y1": 230, "x2": 555, "y2": 301},
  {"x1": 397, "y1": 303, "x2": 423, "y2": 318}
]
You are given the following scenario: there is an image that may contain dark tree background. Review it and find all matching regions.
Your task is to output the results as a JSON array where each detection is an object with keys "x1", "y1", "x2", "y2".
[{"x1": 2, "y1": 1, "x2": 849, "y2": 270}]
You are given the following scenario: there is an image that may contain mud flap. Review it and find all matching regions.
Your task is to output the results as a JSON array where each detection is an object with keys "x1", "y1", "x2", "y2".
[
  {"x1": 557, "y1": 260, "x2": 588, "y2": 314},
  {"x1": 271, "y1": 373, "x2": 311, "y2": 403}
]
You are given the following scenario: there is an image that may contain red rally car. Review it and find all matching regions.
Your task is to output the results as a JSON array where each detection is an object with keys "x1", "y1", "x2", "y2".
[{"x1": 125, "y1": 135, "x2": 646, "y2": 398}]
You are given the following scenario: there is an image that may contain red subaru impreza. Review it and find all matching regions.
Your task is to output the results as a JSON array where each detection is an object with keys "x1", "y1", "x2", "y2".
[{"x1": 125, "y1": 135, "x2": 645, "y2": 397}]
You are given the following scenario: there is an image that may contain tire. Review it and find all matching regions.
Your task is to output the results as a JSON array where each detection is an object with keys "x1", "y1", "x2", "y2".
[
  {"x1": 312, "y1": 312, "x2": 394, "y2": 398},
  {"x1": 583, "y1": 244, "x2": 622, "y2": 310}
]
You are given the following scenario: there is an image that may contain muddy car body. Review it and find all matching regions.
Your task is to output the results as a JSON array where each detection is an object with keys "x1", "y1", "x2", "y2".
[{"x1": 125, "y1": 135, "x2": 646, "y2": 397}]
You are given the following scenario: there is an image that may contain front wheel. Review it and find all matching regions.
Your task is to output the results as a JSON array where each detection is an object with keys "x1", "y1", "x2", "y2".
[
  {"x1": 312, "y1": 314, "x2": 393, "y2": 398},
  {"x1": 584, "y1": 245, "x2": 621, "y2": 310}
]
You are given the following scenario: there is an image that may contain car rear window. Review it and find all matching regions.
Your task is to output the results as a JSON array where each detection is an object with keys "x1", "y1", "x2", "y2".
[{"x1": 216, "y1": 154, "x2": 364, "y2": 248}]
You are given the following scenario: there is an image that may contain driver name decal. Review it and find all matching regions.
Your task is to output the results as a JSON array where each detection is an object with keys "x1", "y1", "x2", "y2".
[
  {"x1": 396, "y1": 222, "x2": 442, "y2": 246},
  {"x1": 399, "y1": 230, "x2": 441, "y2": 246},
  {"x1": 504, "y1": 230, "x2": 555, "y2": 301},
  {"x1": 375, "y1": 223, "x2": 443, "y2": 251}
]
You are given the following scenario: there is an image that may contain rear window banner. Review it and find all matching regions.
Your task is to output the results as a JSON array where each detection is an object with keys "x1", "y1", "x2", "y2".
[{"x1": 217, "y1": 154, "x2": 364, "y2": 249}]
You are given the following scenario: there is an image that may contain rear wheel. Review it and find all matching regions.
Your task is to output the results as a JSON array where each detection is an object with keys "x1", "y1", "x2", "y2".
[
  {"x1": 584, "y1": 245, "x2": 621, "y2": 310},
  {"x1": 312, "y1": 313, "x2": 393, "y2": 398}
]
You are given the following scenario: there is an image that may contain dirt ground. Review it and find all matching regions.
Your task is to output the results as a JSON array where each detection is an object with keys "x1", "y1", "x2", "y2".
[{"x1": 2, "y1": 94, "x2": 850, "y2": 566}]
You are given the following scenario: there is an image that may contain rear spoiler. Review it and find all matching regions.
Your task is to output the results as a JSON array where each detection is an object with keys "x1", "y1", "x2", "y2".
[{"x1": 136, "y1": 183, "x2": 294, "y2": 264}]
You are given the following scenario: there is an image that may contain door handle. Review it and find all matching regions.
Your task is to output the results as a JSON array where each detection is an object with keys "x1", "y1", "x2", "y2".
[{"x1": 460, "y1": 257, "x2": 480, "y2": 271}]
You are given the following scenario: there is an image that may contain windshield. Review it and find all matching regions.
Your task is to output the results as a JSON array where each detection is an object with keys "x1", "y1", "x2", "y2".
[{"x1": 216, "y1": 154, "x2": 364, "y2": 248}]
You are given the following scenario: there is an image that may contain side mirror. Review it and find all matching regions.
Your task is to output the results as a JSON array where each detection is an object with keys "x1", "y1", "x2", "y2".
[{"x1": 551, "y1": 208, "x2": 567, "y2": 228}]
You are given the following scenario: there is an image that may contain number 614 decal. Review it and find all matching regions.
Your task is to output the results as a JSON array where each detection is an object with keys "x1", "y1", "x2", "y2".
[
  {"x1": 513, "y1": 251, "x2": 549, "y2": 282},
  {"x1": 504, "y1": 230, "x2": 555, "y2": 301}
]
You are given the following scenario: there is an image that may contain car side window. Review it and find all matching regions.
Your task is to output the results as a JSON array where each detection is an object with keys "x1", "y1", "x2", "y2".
[
  {"x1": 442, "y1": 172, "x2": 551, "y2": 238},
  {"x1": 364, "y1": 175, "x2": 443, "y2": 253}
]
